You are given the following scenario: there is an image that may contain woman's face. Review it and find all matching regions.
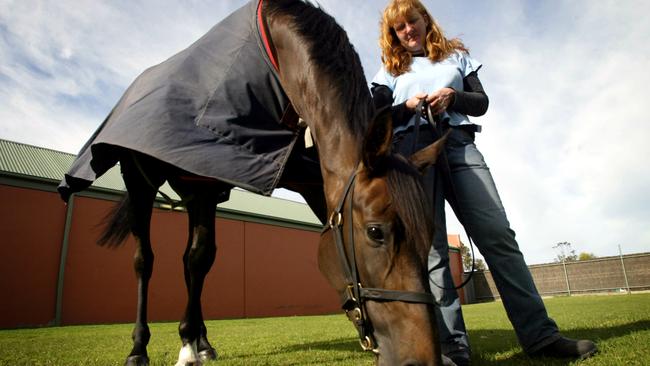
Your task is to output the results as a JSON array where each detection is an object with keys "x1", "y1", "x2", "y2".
[{"x1": 392, "y1": 10, "x2": 428, "y2": 53}]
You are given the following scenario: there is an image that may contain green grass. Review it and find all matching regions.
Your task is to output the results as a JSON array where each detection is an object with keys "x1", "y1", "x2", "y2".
[{"x1": 1, "y1": 294, "x2": 648, "y2": 365}]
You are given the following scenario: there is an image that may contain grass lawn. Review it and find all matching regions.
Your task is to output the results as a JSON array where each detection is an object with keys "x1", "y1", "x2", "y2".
[{"x1": 0, "y1": 293, "x2": 648, "y2": 365}]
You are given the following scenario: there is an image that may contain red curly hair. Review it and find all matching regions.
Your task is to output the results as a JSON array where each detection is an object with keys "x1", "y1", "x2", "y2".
[{"x1": 379, "y1": 0, "x2": 468, "y2": 76}]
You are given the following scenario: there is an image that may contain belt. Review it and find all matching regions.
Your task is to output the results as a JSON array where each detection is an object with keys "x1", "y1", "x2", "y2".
[
  {"x1": 451, "y1": 124, "x2": 481, "y2": 133},
  {"x1": 402, "y1": 122, "x2": 481, "y2": 134}
]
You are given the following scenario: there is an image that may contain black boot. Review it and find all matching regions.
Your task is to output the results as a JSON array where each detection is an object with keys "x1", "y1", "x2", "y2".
[
  {"x1": 530, "y1": 336, "x2": 597, "y2": 360},
  {"x1": 445, "y1": 350, "x2": 470, "y2": 366}
]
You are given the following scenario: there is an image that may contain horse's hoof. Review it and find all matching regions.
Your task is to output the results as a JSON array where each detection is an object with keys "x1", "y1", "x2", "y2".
[
  {"x1": 125, "y1": 355, "x2": 150, "y2": 366},
  {"x1": 198, "y1": 347, "x2": 218, "y2": 361},
  {"x1": 441, "y1": 354, "x2": 457, "y2": 366}
]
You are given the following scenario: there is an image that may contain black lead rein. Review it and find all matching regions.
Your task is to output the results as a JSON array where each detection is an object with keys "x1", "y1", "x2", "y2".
[{"x1": 413, "y1": 101, "x2": 477, "y2": 291}]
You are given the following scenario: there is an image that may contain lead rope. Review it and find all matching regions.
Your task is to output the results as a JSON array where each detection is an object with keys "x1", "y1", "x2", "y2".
[{"x1": 413, "y1": 103, "x2": 476, "y2": 291}]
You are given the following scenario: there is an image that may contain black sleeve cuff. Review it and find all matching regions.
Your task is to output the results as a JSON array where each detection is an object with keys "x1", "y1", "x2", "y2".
[
  {"x1": 449, "y1": 72, "x2": 489, "y2": 117},
  {"x1": 391, "y1": 102, "x2": 414, "y2": 129}
]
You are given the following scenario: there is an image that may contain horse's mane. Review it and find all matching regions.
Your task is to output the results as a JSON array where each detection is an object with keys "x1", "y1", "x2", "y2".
[
  {"x1": 266, "y1": 0, "x2": 372, "y2": 138},
  {"x1": 385, "y1": 156, "x2": 434, "y2": 261},
  {"x1": 266, "y1": 1, "x2": 430, "y2": 260}
]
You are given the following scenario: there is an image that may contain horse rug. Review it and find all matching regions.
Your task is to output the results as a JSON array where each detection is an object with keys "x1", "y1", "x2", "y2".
[{"x1": 58, "y1": 0, "x2": 302, "y2": 201}]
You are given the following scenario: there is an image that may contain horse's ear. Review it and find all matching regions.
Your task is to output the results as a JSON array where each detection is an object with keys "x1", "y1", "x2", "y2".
[
  {"x1": 363, "y1": 106, "x2": 393, "y2": 174},
  {"x1": 409, "y1": 130, "x2": 450, "y2": 173}
]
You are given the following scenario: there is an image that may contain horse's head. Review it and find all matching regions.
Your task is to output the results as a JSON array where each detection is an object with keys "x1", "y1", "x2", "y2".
[{"x1": 318, "y1": 108, "x2": 447, "y2": 366}]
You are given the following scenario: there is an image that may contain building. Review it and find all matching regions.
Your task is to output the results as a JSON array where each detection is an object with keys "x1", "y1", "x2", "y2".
[
  {"x1": 446, "y1": 234, "x2": 467, "y2": 304},
  {"x1": 0, "y1": 139, "x2": 464, "y2": 328}
]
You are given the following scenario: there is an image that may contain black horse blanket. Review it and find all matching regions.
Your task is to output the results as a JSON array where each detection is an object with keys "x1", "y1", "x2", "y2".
[{"x1": 58, "y1": 0, "x2": 300, "y2": 201}]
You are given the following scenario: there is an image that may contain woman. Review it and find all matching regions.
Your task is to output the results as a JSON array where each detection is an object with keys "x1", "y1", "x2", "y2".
[{"x1": 370, "y1": 1, "x2": 597, "y2": 365}]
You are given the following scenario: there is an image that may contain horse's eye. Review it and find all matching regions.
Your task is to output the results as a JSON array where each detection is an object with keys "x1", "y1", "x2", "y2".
[{"x1": 366, "y1": 225, "x2": 385, "y2": 243}]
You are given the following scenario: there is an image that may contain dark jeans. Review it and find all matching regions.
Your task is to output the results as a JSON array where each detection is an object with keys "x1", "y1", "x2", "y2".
[{"x1": 393, "y1": 126, "x2": 560, "y2": 354}]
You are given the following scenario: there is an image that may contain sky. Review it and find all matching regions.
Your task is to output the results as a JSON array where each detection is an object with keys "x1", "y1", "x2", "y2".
[{"x1": 1, "y1": 0, "x2": 649, "y2": 265}]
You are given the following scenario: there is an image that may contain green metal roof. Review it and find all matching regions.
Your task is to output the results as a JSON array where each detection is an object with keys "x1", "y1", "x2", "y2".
[
  {"x1": 0, "y1": 139, "x2": 76, "y2": 181},
  {"x1": 0, "y1": 139, "x2": 321, "y2": 227}
]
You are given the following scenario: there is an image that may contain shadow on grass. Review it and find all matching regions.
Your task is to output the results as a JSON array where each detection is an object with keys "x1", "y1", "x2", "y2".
[
  {"x1": 468, "y1": 320, "x2": 650, "y2": 365},
  {"x1": 280, "y1": 336, "x2": 362, "y2": 353},
  {"x1": 268, "y1": 320, "x2": 650, "y2": 365},
  {"x1": 215, "y1": 337, "x2": 366, "y2": 364}
]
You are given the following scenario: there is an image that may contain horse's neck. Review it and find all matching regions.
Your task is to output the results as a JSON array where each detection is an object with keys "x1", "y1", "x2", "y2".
[
  {"x1": 299, "y1": 99, "x2": 360, "y2": 209},
  {"x1": 269, "y1": 18, "x2": 361, "y2": 209},
  {"x1": 310, "y1": 117, "x2": 361, "y2": 208}
]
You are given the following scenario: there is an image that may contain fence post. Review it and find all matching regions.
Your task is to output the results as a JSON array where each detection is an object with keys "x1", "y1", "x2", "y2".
[
  {"x1": 55, "y1": 193, "x2": 74, "y2": 326},
  {"x1": 562, "y1": 260, "x2": 571, "y2": 296},
  {"x1": 619, "y1": 245, "x2": 631, "y2": 294}
]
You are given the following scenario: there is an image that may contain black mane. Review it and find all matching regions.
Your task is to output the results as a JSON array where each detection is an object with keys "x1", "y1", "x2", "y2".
[
  {"x1": 386, "y1": 155, "x2": 434, "y2": 260},
  {"x1": 266, "y1": 0, "x2": 372, "y2": 138}
]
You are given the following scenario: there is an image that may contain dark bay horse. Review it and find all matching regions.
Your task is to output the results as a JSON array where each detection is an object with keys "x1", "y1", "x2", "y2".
[{"x1": 59, "y1": 1, "x2": 448, "y2": 365}]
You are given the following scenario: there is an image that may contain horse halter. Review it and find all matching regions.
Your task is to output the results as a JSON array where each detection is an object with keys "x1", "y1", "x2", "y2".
[{"x1": 323, "y1": 166, "x2": 437, "y2": 354}]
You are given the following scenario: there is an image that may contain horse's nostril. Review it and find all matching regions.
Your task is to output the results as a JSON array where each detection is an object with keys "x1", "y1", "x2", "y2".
[{"x1": 401, "y1": 360, "x2": 423, "y2": 366}]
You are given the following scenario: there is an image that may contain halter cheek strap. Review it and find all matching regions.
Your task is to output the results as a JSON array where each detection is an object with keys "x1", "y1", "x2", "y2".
[{"x1": 323, "y1": 166, "x2": 437, "y2": 354}]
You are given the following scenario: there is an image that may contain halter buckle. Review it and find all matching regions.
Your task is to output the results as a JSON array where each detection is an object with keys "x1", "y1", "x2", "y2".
[
  {"x1": 345, "y1": 284, "x2": 357, "y2": 303},
  {"x1": 328, "y1": 211, "x2": 342, "y2": 228},
  {"x1": 360, "y1": 336, "x2": 379, "y2": 354},
  {"x1": 345, "y1": 307, "x2": 363, "y2": 323}
]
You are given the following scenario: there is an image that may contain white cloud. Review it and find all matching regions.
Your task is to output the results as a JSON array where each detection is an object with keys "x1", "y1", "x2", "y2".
[
  {"x1": 1, "y1": 0, "x2": 648, "y2": 263},
  {"x1": 0, "y1": 0, "x2": 249, "y2": 152},
  {"x1": 444, "y1": 0, "x2": 650, "y2": 263}
]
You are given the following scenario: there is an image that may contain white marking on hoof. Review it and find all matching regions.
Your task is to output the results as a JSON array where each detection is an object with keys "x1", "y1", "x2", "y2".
[
  {"x1": 175, "y1": 341, "x2": 202, "y2": 366},
  {"x1": 198, "y1": 347, "x2": 218, "y2": 361}
]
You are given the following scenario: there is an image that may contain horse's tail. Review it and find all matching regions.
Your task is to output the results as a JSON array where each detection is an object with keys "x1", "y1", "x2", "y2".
[{"x1": 97, "y1": 193, "x2": 132, "y2": 248}]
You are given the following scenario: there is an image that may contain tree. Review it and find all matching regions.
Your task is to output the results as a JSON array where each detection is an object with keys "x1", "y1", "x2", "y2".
[
  {"x1": 553, "y1": 241, "x2": 577, "y2": 262},
  {"x1": 578, "y1": 252, "x2": 597, "y2": 261},
  {"x1": 460, "y1": 243, "x2": 486, "y2": 271}
]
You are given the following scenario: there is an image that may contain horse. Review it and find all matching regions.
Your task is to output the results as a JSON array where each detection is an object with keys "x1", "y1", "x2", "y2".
[{"x1": 59, "y1": 1, "x2": 448, "y2": 365}]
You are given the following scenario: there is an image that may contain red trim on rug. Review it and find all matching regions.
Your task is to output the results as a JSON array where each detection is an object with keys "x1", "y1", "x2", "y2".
[{"x1": 257, "y1": 0, "x2": 279, "y2": 71}]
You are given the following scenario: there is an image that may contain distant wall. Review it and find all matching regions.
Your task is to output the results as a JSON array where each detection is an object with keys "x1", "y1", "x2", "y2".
[{"x1": 469, "y1": 253, "x2": 650, "y2": 302}]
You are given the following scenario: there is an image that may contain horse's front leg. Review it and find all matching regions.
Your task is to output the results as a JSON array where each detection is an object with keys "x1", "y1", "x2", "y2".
[{"x1": 176, "y1": 192, "x2": 218, "y2": 366}]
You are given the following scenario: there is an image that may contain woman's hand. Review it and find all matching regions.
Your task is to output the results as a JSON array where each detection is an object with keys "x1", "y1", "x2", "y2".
[
  {"x1": 426, "y1": 87, "x2": 455, "y2": 115},
  {"x1": 405, "y1": 92, "x2": 428, "y2": 111}
]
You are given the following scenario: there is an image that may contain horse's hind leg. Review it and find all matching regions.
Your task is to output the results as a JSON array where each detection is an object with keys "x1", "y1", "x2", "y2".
[
  {"x1": 120, "y1": 154, "x2": 165, "y2": 366},
  {"x1": 174, "y1": 181, "x2": 223, "y2": 365}
]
